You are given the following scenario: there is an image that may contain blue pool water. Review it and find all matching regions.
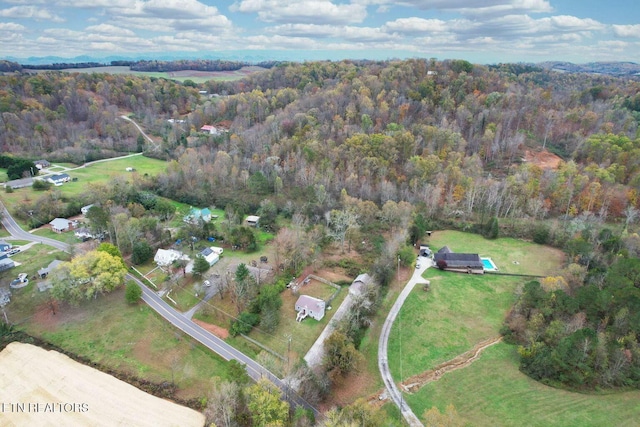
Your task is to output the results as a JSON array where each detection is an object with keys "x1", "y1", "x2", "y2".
[{"x1": 481, "y1": 258, "x2": 498, "y2": 271}]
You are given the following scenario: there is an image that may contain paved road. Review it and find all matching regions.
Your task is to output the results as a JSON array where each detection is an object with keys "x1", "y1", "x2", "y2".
[
  {"x1": 0, "y1": 206, "x2": 318, "y2": 416},
  {"x1": 0, "y1": 204, "x2": 70, "y2": 252},
  {"x1": 378, "y1": 259, "x2": 432, "y2": 427}
]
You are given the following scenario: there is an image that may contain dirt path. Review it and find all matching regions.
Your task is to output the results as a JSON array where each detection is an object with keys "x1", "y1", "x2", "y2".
[{"x1": 370, "y1": 336, "x2": 502, "y2": 405}]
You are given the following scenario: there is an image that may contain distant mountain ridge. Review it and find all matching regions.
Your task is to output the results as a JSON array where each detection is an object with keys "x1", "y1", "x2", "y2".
[
  {"x1": 2, "y1": 54, "x2": 639, "y2": 77},
  {"x1": 538, "y1": 61, "x2": 640, "y2": 76}
]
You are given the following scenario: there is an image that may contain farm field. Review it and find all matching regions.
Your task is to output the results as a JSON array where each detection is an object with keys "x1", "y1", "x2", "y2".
[
  {"x1": 0, "y1": 342, "x2": 205, "y2": 427},
  {"x1": 406, "y1": 342, "x2": 640, "y2": 427},
  {"x1": 53, "y1": 65, "x2": 267, "y2": 83}
]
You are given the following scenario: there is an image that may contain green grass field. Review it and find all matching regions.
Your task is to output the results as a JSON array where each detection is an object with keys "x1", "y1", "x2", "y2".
[
  {"x1": 23, "y1": 288, "x2": 231, "y2": 398},
  {"x1": 406, "y1": 342, "x2": 640, "y2": 427},
  {"x1": 387, "y1": 230, "x2": 640, "y2": 425},
  {"x1": 388, "y1": 230, "x2": 565, "y2": 379},
  {"x1": 0, "y1": 155, "x2": 168, "y2": 206},
  {"x1": 55, "y1": 65, "x2": 262, "y2": 83},
  {"x1": 388, "y1": 271, "x2": 520, "y2": 379}
]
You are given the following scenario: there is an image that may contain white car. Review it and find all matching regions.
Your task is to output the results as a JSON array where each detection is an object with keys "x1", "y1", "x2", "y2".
[{"x1": 203, "y1": 280, "x2": 211, "y2": 287}]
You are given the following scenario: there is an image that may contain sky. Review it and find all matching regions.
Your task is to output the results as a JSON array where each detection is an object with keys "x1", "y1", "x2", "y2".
[{"x1": 0, "y1": 0, "x2": 639, "y2": 64}]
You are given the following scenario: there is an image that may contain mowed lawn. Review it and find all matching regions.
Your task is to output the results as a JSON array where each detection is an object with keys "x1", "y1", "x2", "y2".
[
  {"x1": 388, "y1": 231, "x2": 565, "y2": 378},
  {"x1": 1, "y1": 155, "x2": 168, "y2": 206},
  {"x1": 48, "y1": 155, "x2": 168, "y2": 197},
  {"x1": 406, "y1": 342, "x2": 640, "y2": 427},
  {"x1": 387, "y1": 230, "x2": 640, "y2": 425}
]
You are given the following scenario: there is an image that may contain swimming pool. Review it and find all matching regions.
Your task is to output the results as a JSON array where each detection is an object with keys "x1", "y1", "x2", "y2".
[{"x1": 481, "y1": 257, "x2": 498, "y2": 271}]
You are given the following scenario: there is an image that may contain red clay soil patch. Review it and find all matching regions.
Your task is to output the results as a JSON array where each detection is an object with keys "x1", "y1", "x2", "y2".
[
  {"x1": 319, "y1": 368, "x2": 377, "y2": 411},
  {"x1": 524, "y1": 149, "x2": 563, "y2": 170},
  {"x1": 192, "y1": 319, "x2": 229, "y2": 339},
  {"x1": 31, "y1": 301, "x2": 63, "y2": 332}
]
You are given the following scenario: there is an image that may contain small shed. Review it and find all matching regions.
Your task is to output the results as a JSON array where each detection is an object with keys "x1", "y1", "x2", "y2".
[
  {"x1": 0, "y1": 258, "x2": 15, "y2": 273},
  {"x1": 245, "y1": 215, "x2": 260, "y2": 227},
  {"x1": 295, "y1": 295, "x2": 326, "y2": 322},
  {"x1": 0, "y1": 241, "x2": 11, "y2": 252},
  {"x1": 0, "y1": 287, "x2": 10, "y2": 306},
  {"x1": 38, "y1": 259, "x2": 64, "y2": 278},
  {"x1": 49, "y1": 218, "x2": 71, "y2": 233}
]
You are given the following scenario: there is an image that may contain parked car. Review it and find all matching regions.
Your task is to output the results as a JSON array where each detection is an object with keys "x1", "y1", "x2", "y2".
[
  {"x1": 203, "y1": 280, "x2": 211, "y2": 287},
  {"x1": 7, "y1": 249, "x2": 20, "y2": 256}
]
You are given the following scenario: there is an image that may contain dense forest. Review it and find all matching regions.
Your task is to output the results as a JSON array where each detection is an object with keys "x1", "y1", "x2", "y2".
[{"x1": 3, "y1": 58, "x2": 640, "y2": 393}]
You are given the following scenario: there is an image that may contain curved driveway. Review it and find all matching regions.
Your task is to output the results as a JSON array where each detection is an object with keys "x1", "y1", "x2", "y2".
[
  {"x1": 378, "y1": 260, "x2": 432, "y2": 427},
  {"x1": 0, "y1": 205, "x2": 317, "y2": 416}
]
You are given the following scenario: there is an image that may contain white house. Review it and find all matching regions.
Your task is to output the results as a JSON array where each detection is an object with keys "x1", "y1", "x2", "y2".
[
  {"x1": 81, "y1": 204, "x2": 95, "y2": 215},
  {"x1": 74, "y1": 227, "x2": 95, "y2": 241},
  {"x1": 199, "y1": 247, "x2": 220, "y2": 266},
  {"x1": 47, "y1": 173, "x2": 71, "y2": 185},
  {"x1": 154, "y1": 249, "x2": 189, "y2": 267},
  {"x1": 295, "y1": 295, "x2": 326, "y2": 322},
  {"x1": 49, "y1": 218, "x2": 72, "y2": 233}
]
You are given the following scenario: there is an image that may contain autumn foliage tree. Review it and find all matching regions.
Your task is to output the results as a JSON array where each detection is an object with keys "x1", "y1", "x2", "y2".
[{"x1": 50, "y1": 250, "x2": 128, "y2": 304}]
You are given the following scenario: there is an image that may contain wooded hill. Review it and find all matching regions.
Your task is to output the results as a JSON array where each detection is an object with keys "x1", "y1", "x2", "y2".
[{"x1": 2, "y1": 58, "x2": 640, "y2": 223}]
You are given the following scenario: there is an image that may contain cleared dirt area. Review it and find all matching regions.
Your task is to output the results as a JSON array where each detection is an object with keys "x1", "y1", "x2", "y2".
[
  {"x1": 0, "y1": 342, "x2": 204, "y2": 427},
  {"x1": 524, "y1": 149, "x2": 563, "y2": 170}
]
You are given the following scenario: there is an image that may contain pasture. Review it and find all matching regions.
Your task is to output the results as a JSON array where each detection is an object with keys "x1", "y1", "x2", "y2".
[{"x1": 406, "y1": 342, "x2": 640, "y2": 427}]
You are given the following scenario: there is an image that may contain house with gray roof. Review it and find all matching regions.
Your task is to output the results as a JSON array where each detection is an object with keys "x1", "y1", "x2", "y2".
[
  {"x1": 434, "y1": 246, "x2": 484, "y2": 274},
  {"x1": 49, "y1": 218, "x2": 71, "y2": 233},
  {"x1": 295, "y1": 295, "x2": 326, "y2": 322}
]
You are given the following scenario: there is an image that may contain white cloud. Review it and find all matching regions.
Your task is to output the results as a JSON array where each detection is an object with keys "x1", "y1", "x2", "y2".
[
  {"x1": 232, "y1": 0, "x2": 367, "y2": 24},
  {"x1": 269, "y1": 23, "x2": 397, "y2": 42},
  {"x1": 85, "y1": 24, "x2": 136, "y2": 36},
  {"x1": 613, "y1": 24, "x2": 640, "y2": 38},
  {"x1": 547, "y1": 15, "x2": 603, "y2": 31},
  {"x1": 0, "y1": 6, "x2": 64, "y2": 22},
  {"x1": 355, "y1": 0, "x2": 552, "y2": 15},
  {"x1": 382, "y1": 18, "x2": 451, "y2": 34},
  {"x1": 0, "y1": 22, "x2": 26, "y2": 31}
]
